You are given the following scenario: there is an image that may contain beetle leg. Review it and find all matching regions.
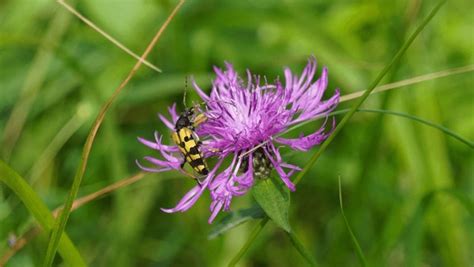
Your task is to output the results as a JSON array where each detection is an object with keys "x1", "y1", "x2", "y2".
[{"x1": 193, "y1": 113, "x2": 207, "y2": 127}]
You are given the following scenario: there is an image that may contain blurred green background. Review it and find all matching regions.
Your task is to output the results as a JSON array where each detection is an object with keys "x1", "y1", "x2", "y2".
[{"x1": 0, "y1": 0, "x2": 473, "y2": 266}]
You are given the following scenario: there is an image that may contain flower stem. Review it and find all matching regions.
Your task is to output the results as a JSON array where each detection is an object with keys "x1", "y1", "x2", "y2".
[
  {"x1": 228, "y1": 217, "x2": 269, "y2": 267},
  {"x1": 294, "y1": 0, "x2": 446, "y2": 185},
  {"x1": 287, "y1": 231, "x2": 318, "y2": 266}
]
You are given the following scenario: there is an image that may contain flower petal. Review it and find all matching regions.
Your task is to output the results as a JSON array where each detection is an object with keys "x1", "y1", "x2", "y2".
[
  {"x1": 158, "y1": 113, "x2": 175, "y2": 130},
  {"x1": 191, "y1": 76, "x2": 210, "y2": 101},
  {"x1": 168, "y1": 103, "x2": 179, "y2": 123},
  {"x1": 144, "y1": 156, "x2": 181, "y2": 169},
  {"x1": 161, "y1": 183, "x2": 208, "y2": 213},
  {"x1": 137, "y1": 134, "x2": 179, "y2": 153},
  {"x1": 276, "y1": 117, "x2": 335, "y2": 151},
  {"x1": 136, "y1": 159, "x2": 172, "y2": 173},
  {"x1": 263, "y1": 145, "x2": 296, "y2": 191},
  {"x1": 208, "y1": 201, "x2": 224, "y2": 223},
  {"x1": 161, "y1": 157, "x2": 225, "y2": 214}
]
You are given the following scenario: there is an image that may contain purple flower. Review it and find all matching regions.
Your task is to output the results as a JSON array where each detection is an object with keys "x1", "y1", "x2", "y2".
[{"x1": 137, "y1": 57, "x2": 340, "y2": 223}]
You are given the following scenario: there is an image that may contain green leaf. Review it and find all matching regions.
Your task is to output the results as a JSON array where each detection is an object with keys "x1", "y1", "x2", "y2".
[
  {"x1": 252, "y1": 177, "x2": 291, "y2": 232},
  {"x1": 208, "y1": 205, "x2": 265, "y2": 240},
  {"x1": 0, "y1": 160, "x2": 86, "y2": 267},
  {"x1": 338, "y1": 177, "x2": 367, "y2": 267}
]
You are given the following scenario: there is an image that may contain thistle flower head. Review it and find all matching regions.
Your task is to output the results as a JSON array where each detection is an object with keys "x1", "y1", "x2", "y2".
[{"x1": 137, "y1": 57, "x2": 340, "y2": 223}]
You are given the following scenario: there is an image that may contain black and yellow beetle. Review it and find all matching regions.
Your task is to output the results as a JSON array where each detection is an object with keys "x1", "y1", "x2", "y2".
[{"x1": 172, "y1": 106, "x2": 209, "y2": 177}]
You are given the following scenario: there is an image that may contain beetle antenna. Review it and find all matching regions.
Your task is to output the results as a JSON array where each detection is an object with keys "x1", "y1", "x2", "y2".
[{"x1": 183, "y1": 76, "x2": 188, "y2": 109}]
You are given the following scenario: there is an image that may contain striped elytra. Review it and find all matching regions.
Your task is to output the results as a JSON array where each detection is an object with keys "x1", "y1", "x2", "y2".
[{"x1": 172, "y1": 108, "x2": 209, "y2": 176}]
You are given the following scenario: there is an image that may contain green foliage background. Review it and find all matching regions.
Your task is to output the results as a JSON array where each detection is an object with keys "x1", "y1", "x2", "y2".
[{"x1": 0, "y1": 0, "x2": 472, "y2": 266}]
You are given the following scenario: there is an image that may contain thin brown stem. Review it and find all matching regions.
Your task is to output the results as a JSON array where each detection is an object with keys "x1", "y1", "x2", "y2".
[
  {"x1": 340, "y1": 65, "x2": 474, "y2": 103},
  {"x1": 43, "y1": 1, "x2": 186, "y2": 265},
  {"x1": 57, "y1": 0, "x2": 161, "y2": 72}
]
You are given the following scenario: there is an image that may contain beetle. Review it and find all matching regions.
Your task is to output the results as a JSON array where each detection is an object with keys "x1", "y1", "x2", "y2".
[{"x1": 172, "y1": 106, "x2": 209, "y2": 177}]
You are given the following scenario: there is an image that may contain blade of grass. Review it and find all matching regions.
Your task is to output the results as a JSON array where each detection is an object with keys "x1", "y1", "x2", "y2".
[
  {"x1": 294, "y1": 0, "x2": 446, "y2": 185},
  {"x1": 29, "y1": 105, "x2": 90, "y2": 183},
  {"x1": 351, "y1": 10, "x2": 425, "y2": 260},
  {"x1": 1, "y1": 3, "x2": 73, "y2": 160},
  {"x1": 335, "y1": 109, "x2": 472, "y2": 148},
  {"x1": 338, "y1": 177, "x2": 368, "y2": 267},
  {"x1": 42, "y1": 1, "x2": 186, "y2": 266},
  {"x1": 2, "y1": 106, "x2": 90, "y2": 221},
  {"x1": 0, "y1": 160, "x2": 86, "y2": 266},
  {"x1": 284, "y1": 108, "x2": 473, "y2": 149},
  {"x1": 57, "y1": 0, "x2": 161, "y2": 73},
  {"x1": 231, "y1": 2, "x2": 446, "y2": 263},
  {"x1": 362, "y1": 109, "x2": 472, "y2": 148},
  {"x1": 1, "y1": 172, "x2": 146, "y2": 264}
]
